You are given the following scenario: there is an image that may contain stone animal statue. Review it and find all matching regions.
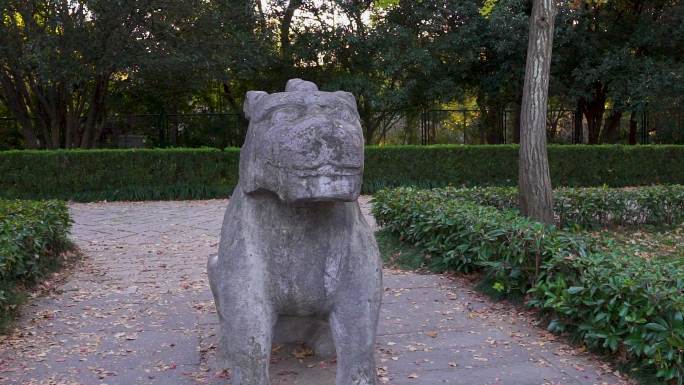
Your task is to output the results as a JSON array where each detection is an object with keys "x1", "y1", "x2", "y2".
[{"x1": 208, "y1": 79, "x2": 382, "y2": 385}]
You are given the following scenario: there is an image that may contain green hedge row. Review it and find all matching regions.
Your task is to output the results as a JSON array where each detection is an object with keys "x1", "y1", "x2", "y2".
[
  {"x1": 363, "y1": 144, "x2": 684, "y2": 190},
  {"x1": 0, "y1": 148, "x2": 240, "y2": 201},
  {"x1": 0, "y1": 200, "x2": 72, "y2": 325},
  {"x1": 427, "y1": 185, "x2": 684, "y2": 229},
  {"x1": 372, "y1": 187, "x2": 684, "y2": 383},
  {"x1": 1, "y1": 145, "x2": 683, "y2": 201}
]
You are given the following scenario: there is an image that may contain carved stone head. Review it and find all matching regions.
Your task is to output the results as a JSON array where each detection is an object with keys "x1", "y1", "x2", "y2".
[{"x1": 239, "y1": 79, "x2": 364, "y2": 203}]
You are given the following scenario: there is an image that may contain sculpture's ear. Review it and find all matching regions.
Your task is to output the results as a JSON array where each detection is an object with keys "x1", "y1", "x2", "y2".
[
  {"x1": 243, "y1": 91, "x2": 268, "y2": 120},
  {"x1": 334, "y1": 91, "x2": 357, "y2": 108}
]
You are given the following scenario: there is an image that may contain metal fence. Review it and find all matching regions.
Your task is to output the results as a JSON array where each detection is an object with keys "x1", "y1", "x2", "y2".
[
  {"x1": 1, "y1": 108, "x2": 682, "y2": 148},
  {"x1": 0, "y1": 113, "x2": 245, "y2": 149},
  {"x1": 379, "y1": 108, "x2": 684, "y2": 145},
  {"x1": 100, "y1": 113, "x2": 245, "y2": 148}
]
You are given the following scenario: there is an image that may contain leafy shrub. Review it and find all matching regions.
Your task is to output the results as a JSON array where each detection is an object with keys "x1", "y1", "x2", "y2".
[
  {"x1": 529, "y1": 251, "x2": 684, "y2": 382},
  {"x1": 430, "y1": 185, "x2": 684, "y2": 229},
  {"x1": 554, "y1": 186, "x2": 684, "y2": 228},
  {"x1": 2, "y1": 145, "x2": 684, "y2": 201},
  {"x1": 0, "y1": 200, "x2": 72, "y2": 324},
  {"x1": 372, "y1": 187, "x2": 684, "y2": 383},
  {"x1": 372, "y1": 187, "x2": 584, "y2": 294}
]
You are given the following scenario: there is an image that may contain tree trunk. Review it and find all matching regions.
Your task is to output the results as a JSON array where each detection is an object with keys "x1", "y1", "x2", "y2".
[
  {"x1": 222, "y1": 83, "x2": 242, "y2": 114},
  {"x1": 628, "y1": 111, "x2": 638, "y2": 145},
  {"x1": 14, "y1": 115, "x2": 39, "y2": 149},
  {"x1": 600, "y1": 110, "x2": 622, "y2": 144},
  {"x1": 518, "y1": 0, "x2": 555, "y2": 225},
  {"x1": 573, "y1": 103, "x2": 583, "y2": 144},
  {"x1": 486, "y1": 114, "x2": 502, "y2": 144},
  {"x1": 245, "y1": 0, "x2": 266, "y2": 31},
  {"x1": 0, "y1": 71, "x2": 41, "y2": 148},
  {"x1": 280, "y1": 0, "x2": 303, "y2": 59},
  {"x1": 481, "y1": 102, "x2": 503, "y2": 144},
  {"x1": 81, "y1": 75, "x2": 109, "y2": 148},
  {"x1": 584, "y1": 104, "x2": 604, "y2": 144},
  {"x1": 579, "y1": 83, "x2": 607, "y2": 144},
  {"x1": 255, "y1": 0, "x2": 267, "y2": 31},
  {"x1": 355, "y1": 96, "x2": 377, "y2": 145},
  {"x1": 546, "y1": 108, "x2": 565, "y2": 143}
]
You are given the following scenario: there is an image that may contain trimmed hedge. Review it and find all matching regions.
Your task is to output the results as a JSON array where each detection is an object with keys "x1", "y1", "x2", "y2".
[
  {"x1": 0, "y1": 200, "x2": 72, "y2": 324},
  {"x1": 364, "y1": 144, "x2": 684, "y2": 190},
  {"x1": 428, "y1": 185, "x2": 684, "y2": 229},
  {"x1": 0, "y1": 148, "x2": 240, "y2": 201},
  {"x1": 372, "y1": 187, "x2": 684, "y2": 383},
  {"x1": 1, "y1": 145, "x2": 683, "y2": 201}
]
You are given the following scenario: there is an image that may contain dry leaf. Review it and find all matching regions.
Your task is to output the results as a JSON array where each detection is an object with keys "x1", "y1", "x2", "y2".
[{"x1": 425, "y1": 331, "x2": 438, "y2": 338}]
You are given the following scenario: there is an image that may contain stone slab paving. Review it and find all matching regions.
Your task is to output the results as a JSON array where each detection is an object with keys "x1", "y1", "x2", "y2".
[{"x1": 0, "y1": 198, "x2": 632, "y2": 385}]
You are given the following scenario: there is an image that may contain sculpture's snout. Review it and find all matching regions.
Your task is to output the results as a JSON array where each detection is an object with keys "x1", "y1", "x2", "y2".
[
  {"x1": 240, "y1": 79, "x2": 366, "y2": 204},
  {"x1": 287, "y1": 115, "x2": 363, "y2": 175}
]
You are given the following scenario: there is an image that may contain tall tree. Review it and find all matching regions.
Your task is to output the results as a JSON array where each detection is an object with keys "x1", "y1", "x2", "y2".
[
  {"x1": 518, "y1": 0, "x2": 555, "y2": 224},
  {"x1": 0, "y1": 0, "x2": 242, "y2": 148},
  {"x1": 477, "y1": 0, "x2": 530, "y2": 144},
  {"x1": 552, "y1": 0, "x2": 683, "y2": 144},
  {"x1": 293, "y1": 0, "x2": 482, "y2": 143},
  {"x1": 0, "y1": 0, "x2": 152, "y2": 148}
]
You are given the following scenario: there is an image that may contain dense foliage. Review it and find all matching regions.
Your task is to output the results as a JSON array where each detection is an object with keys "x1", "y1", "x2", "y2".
[
  {"x1": 1, "y1": 0, "x2": 681, "y2": 148},
  {"x1": 427, "y1": 185, "x2": 684, "y2": 228},
  {"x1": 0, "y1": 200, "x2": 71, "y2": 325},
  {"x1": 372, "y1": 186, "x2": 684, "y2": 383},
  {"x1": 1, "y1": 145, "x2": 683, "y2": 201},
  {"x1": 530, "y1": 248, "x2": 684, "y2": 381},
  {"x1": 0, "y1": 0, "x2": 248, "y2": 149}
]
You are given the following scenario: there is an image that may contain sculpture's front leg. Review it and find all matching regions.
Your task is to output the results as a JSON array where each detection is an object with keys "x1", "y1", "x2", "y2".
[
  {"x1": 331, "y1": 297, "x2": 380, "y2": 385},
  {"x1": 208, "y1": 253, "x2": 275, "y2": 385},
  {"x1": 331, "y1": 253, "x2": 382, "y2": 385}
]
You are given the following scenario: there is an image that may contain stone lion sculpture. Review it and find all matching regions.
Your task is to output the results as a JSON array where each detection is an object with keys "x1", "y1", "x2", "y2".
[{"x1": 208, "y1": 79, "x2": 382, "y2": 385}]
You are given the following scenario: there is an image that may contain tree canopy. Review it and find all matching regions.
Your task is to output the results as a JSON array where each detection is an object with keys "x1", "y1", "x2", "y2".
[{"x1": 0, "y1": 0, "x2": 681, "y2": 148}]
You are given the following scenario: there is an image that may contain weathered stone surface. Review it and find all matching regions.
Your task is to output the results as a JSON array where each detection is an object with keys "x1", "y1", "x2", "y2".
[{"x1": 207, "y1": 79, "x2": 382, "y2": 385}]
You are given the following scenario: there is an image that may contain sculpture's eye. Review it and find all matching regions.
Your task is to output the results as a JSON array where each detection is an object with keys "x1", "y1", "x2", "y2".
[{"x1": 271, "y1": 107, "x2": 300, "y2": 123}]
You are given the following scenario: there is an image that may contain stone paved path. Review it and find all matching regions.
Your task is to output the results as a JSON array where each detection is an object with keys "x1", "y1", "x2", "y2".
[{"x1": 0, "y1": 198, "x2": 632, "y2": 385}]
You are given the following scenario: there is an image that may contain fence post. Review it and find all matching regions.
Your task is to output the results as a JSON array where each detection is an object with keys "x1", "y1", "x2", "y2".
[
  {"x1": 641, "y1": 110, "x2": 649, "y2": 144},
  {"x1": 573, "y1": 108, "x2": 582, "y2": 144},
  {"x1": 158, "y1": 109, "x2": 167, "y2": 147},
  {"x1": 502, "y1": 109, "x2": 507, "y2": 144},
  {"x1": 420, "y1": 110, "x2": 427, "y2": 145},
  {"x1": 677, "y1": 108, "x2": 684, "y2": 143},
  {"x1": 228, "y1": 114, "x2": 237, "y2": 148},
  {"x1": 462, "y1": 110, "x2": 467, "y2": 145}
]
